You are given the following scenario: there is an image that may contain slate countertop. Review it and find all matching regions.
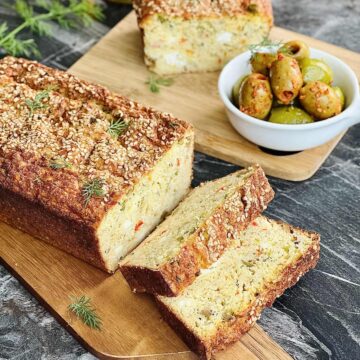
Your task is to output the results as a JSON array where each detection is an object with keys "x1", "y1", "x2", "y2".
[{"x1": 0, "y1": 1, "x2": 359, "y2": 359}]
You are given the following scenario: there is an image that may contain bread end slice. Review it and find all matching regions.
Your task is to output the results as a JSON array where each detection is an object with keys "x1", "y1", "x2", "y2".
[
  {"x1": 156, "y1": 217, "x2": 320, "y2": 360},
  {"x1": 120, "y1": 165, "x2": 274, "y2": 296}
]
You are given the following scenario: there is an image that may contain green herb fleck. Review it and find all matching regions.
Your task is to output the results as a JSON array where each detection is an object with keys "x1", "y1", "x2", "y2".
[
  {"x1": 242, "y1": 260, "x2": 255, "y2": 267},
  {"x1": 119, "y1": 200, "x2": 126, "y2": 211},
  {"x1": 50, "y1": 157, "x2": 72, "y2": 170},
  {"x1": 68, "y1": 295, "x2": 102, "y2": 330},
  {"x1": 107, "y1": 118, "x2": 129, "y2": 138},
  {"x1": 82, "y1": 178, "x2": 105, "y2": 207},
  {"x1": 157, "y1": 14, "x2": 167, "y2": 23},
  {"x1": 146, "y1": 75, "x2": 174, "y2": 93}
]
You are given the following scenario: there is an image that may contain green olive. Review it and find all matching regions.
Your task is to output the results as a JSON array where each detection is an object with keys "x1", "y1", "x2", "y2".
[
  {"x1": 250, "y1": 52, "x2": 277, "y2": 75},
  {"x1": 333, "y1": 86, "x2": 346, "y2": 110},
  {"x1": 232, "y1": 75, "x2": 248, "y2": 107},
  {"x1": 299, "y1": 81, "x2": 342, "y2": 120},
  {"x1": 280, "y1": 40, "x2": 310, "y2": 61},
  {"x1": 239, "y1": 73, "x2": 273, "y2": 120},
  {"x1": 269, "y1": 106, "x2": 314, "y2": 124},
  {"x1": 300, "y1": 58, "x2": 333, "y2": 84},
  {"x1": 270, "y1": 54, "x2": 303, "y2": 104}
]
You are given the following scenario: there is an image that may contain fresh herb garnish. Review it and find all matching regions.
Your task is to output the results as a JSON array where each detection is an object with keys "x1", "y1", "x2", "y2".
[
  {"x1": 25, "y1": 85, "x2": 57, "y2": 114},
  {"x1": 107, "y1": 119, "x2": 128, "y2": 138},
  {"x1": 0, "y1": 0, "x2": 104, "y2": 58},
  {"x1": 50, "y1": 157, "x2": 71, "y2": 170},
  {"x1": 25, "y1": 88, "x2": 51, "y2": 114},
  {"x1": 146, "y1": 75, "x2": 174, "y2": 93},
  {"x1": 68, "y1": 295, "x2": 102, "y2": 330},
  {"x1": 248, "y1": 37, "x2": 284, "y2": 54},
  {"x1": 82, "y1": 178, "x2": 105, "y2": 207}
]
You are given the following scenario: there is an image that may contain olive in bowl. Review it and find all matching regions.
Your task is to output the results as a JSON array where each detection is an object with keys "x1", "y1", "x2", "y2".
[
  {"x1": 279, "y1": 40, "x2": 310, "y2": 61},
  {"x1": 269, "y1": 106, "x2": 313, "y2": 124},
  {"x1": 238, "y1": 73, "x2": 273, "y2": 120},
  {"x1": 270, "y1": 54, "x2": 303, "y2": 104},
  {"x1": 300, "y1": 58, "x2": 333, "y2": 84},
  {"x1": 218, "y1": 44, "x2": 360, "y2": 151},
  {"x1": 299, "y1": 81, "x2": 342, "y2": 119}
]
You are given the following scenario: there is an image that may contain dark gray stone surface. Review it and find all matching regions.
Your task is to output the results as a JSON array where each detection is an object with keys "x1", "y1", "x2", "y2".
[{"x1": 0, "y1": 0, "x2": 359, "y2": 359}]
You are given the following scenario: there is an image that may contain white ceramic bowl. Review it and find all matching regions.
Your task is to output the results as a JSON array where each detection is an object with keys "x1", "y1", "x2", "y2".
[{"x1": 218, "y1": 48, "x2": 360, "y2": 151}]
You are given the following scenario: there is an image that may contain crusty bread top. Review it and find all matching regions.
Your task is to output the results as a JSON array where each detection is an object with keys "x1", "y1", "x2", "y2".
[
  {"x1": 0, "y1": 57, "x2": 192, "y2": 225},
  {"x1": 133, "y1": 0, "x2": 273, "y2": 24}
]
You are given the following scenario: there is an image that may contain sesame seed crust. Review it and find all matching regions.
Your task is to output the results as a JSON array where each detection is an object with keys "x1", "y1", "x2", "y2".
[
  {"x1": 0, "y1": 56, "x2": 192, "y2": 225},
  {"x1": 133, "y1": 0, "x2": 273, "y2": 25}
]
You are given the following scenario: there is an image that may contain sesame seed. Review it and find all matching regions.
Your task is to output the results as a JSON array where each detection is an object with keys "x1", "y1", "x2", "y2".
[{"x1": 0, "y1": 56, "x2": 191, "y2": 219}]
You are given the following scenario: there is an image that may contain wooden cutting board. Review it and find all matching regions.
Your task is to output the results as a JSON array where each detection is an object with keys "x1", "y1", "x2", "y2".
[
  {"x1": 3, "y1": 10, "x2": 358, "y2": 360},
  {"x1": 69, "y1": 12, "x2": 360, "y2": 181},
  {"x1": 0, "y1": 221, "x2": 291, "y2": 360}
]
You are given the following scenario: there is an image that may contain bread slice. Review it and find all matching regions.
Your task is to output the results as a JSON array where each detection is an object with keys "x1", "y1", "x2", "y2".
[
  {"x1": 0, "y1": 56, "x2": 194, "y2": 272},
  {"x1": 120, "y1": 165, "x2": 274, "y2": 296},
  {"x1": 133, "y1": 0, "x2": 273, "y2": 75},
  {"x1": 156, "y1": 216, "x2": 320, "y2": 360}
]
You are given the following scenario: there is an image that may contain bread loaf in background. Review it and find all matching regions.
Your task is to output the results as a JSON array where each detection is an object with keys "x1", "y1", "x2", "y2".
[
  {"x1": 0, "y1": 56, "x2": 194, "y2": 272},
  {"x1": 120, "y1": 165, "x2": 274, "y2": 296},
  {"x1": 133, "y1": 0, "x2": 273, "y2": 74}
]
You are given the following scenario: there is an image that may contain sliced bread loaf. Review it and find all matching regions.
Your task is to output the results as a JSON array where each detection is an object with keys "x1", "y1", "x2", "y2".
[
  {"x1": 120, "y1": 165, "x2": 274, "y2": 296},
  {"x1": 0, "y1": 57, "x2": 194, "y2": 272},
  {"x1": 156, "y1": 216, "x2": 320, "y2": 360}
]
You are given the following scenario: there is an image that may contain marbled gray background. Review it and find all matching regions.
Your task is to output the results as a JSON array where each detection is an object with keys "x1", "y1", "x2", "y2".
[{"x1": 0, "y1": 0, "x2": 359, "y2": 359}]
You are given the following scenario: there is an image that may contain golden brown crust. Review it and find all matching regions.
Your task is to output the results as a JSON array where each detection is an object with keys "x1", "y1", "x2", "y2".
[
  {"x1": 0, "y1": 184, "x2": 106, "y2": 271},
  {"x1": 0, "y1": 56, "x2": 193, "y2": 271},
  {"x1": 0, "y1": 56, "x2": 192, "y2": 224},
  {"x1": 156, "y1": 228, "x2": 320, "y2": 360},
  {"x1": 120, "y1": 166, "x2": 274, "y2": 296},
  {"x1": 133, "y1": 0, "x2": 273, "y2": 25}
]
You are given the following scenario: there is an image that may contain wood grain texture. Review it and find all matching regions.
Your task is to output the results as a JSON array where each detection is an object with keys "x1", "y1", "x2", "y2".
[
  {"x1": 69, "y1": 12, "x2": 360, "y2": 181},
  {"x1": 0, "y1": 221, "x2": 292, "y2": 359}
]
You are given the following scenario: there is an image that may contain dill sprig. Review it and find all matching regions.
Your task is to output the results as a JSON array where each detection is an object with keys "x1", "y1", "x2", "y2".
[
  {"x1": 248, "y1": 37, "x2": 284, "y2": 54},
  {"x1": 146, "y1": 75, "x2": 174, "y2": 93},
  {"x1": 82, "y1": 178, "x2": 105, "y2": 207},
  {"x1": 68, "y1": 295, "x2": 102, "y2": 330},
  {"x1": 25, "y1": 87, "x2": 54, "y2": 114},
  {"x1": 49, "y1": 157, "x2": 72, "y2": 170},
  {"x1": 107, "y1": 118, "x2": 129, "y2": 138},
  {"x1": 0, "y1": 0, "x2": 104, "y2": 58}
]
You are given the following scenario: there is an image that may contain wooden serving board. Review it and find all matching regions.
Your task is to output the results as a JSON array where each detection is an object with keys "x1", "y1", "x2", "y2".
[
  {"x1": 0, "y1": 221, "x2": 291, "y2": 360},
  {"x1": 69, "y1": 12, "x2": 360, "y2": 181},
  {"x1": 2, "y1": 11, "x2": 358, "y2": 360}
]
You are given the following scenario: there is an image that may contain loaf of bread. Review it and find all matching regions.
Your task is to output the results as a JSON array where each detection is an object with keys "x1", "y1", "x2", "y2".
[
  {"x1": 133, "y1": 0, "x2": 273, "y2": 74},
  {"x1": 0, "y1": 56, "x2": 194, "y2": 272},
  {"x1": 156, "y1": 216, "x2": 320, "y2": 360},
  {"x1": 120, "y1": 165, "x2": 274, "y2": 296}
]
